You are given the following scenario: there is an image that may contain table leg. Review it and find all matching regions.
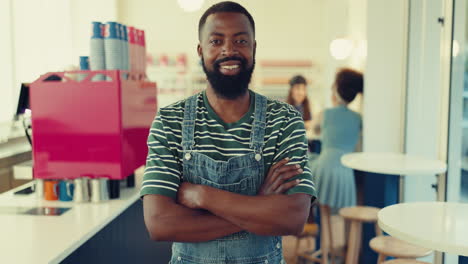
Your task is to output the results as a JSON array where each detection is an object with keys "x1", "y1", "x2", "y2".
[{"x1": 398, "y1": 175, "x2": 404, "y2": 202}]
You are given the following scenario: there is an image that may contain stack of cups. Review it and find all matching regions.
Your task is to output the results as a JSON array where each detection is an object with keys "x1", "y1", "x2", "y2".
[
  {"x1": 128, "y1": 26, "x2": 137, "y2": 74},
  {"x1": 134, "y1": 29, "x2": 144, "y2": 79},
  {"x1": 121, "y1": 25, "x2": 129, "y2": 71},
  {"x1": 104, "y1": 22, "x2": 122, "y2": 74},
  {"x1": 136, "y1": 29, "x2": 143, "y2": 76},
  {"x1": 135, "y1": 29, "x2": 141, "y2": 74},
  {"x1": 86, "y1": 22, "x2": 145, "y2": 80},
  {"x1": 90, "y1": 22, "x2": 106, "y2": 81},
  {"x1": 139, "y1": 29, "x2": 147, "y2": 77}
]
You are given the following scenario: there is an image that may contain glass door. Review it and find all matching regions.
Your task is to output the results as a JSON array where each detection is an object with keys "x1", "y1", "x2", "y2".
[{"x1": 446, "y1": 0, "x2": 468, "y2": 263}]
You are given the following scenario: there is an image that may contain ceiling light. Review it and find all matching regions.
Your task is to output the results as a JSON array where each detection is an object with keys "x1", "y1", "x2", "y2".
[
  {"x1": 177, "y1": 0, "x2": 204, "y2": 12},
  {"x1": 330, "y1": 38, "x2": 353, "y2": 60}
]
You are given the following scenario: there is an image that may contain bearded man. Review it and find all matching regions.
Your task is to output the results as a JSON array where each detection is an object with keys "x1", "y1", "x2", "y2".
[{"x1": 141, "y1": 2, "x2": 316, "y2": 263}]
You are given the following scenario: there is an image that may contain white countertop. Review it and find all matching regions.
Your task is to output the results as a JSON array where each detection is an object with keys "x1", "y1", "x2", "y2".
[
  {"x1": 0, "y1": 167, "x2": 144, "y2": 264},
  {"x1": 341, "y1": 152, "x2": 447, "y2": 175},
  {"x1": 378, "y1": 202, "x2": 468, "y2": 256}
]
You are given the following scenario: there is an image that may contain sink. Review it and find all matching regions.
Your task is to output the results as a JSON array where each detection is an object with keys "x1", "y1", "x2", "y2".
[
  {"x1": 23, "y1": 206, "x2": 71, "y2": 216},
  {"x1": 0, "y1": 206, "x2": 71, "y2": 216}
]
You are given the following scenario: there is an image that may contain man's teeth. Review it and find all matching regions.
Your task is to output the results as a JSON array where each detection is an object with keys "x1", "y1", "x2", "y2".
[{"x1": 221, "y1": 65, "x2": 239, "y2": 70}]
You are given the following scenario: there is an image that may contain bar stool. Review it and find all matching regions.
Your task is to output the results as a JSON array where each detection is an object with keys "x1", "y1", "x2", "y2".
[
  {"x1": 339, "y1": 206, "x2": 382, "y2": 264},
  {"x1": 382, "y1": 259, "x2": 431, "y2": 264},
  {"x1": 369, "y1": 236, "x2": 433, "y2": 264},
  {"x1": 293, "y1": 223, "x2": 319, "y2": 264},
  {"x1": 298, "y1": 205, "x2": 346, "y2": 264}
]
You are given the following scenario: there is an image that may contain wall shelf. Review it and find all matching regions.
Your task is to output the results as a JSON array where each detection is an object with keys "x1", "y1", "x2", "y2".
[
  {"x1": 259, "y1": 60, "x2": 314, "y2": 68},
  {"x1": 254, "y1": 59, "x2": 321, "y2": 102}
]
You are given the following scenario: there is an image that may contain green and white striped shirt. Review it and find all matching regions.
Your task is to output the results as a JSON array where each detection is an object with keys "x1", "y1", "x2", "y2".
[{"x1": 140, "y1": 90, "x2": 316, "y2": 199}]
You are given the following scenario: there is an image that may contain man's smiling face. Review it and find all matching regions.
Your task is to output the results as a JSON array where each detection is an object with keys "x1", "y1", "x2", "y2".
[{"x1": 198, "y1": 12, "x2": 256, "y2": 99}]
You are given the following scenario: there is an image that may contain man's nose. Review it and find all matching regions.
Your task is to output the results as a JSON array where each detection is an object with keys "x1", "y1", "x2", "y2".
[{"x1": 222, "y1": 41, "x2": 239, "y2": 57}]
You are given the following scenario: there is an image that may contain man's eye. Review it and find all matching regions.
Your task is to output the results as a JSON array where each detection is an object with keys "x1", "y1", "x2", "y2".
[
  {"x1": 210, "y1": 39, "x2": 221, "y2": 45},
  {"x1": 236, "y1": 39, "x2": 248, "y2": 44}
]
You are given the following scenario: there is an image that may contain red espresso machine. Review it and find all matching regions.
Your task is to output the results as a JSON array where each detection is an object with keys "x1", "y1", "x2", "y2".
[{"x1": 30, "y1": 70, "x2": 157, "y2": 198}]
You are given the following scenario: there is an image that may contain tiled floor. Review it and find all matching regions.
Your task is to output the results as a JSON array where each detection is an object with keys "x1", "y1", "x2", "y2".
[{"x1": 282, "y1": 215, "x2": 345, "y2": 264}]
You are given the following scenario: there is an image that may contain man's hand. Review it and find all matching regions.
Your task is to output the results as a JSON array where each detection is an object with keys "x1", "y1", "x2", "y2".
[
  {"x1": 177, "y1": 182, "x2": 206, "y2": 209},
  {"x1": 258, "y1": 158, "x2": 303, "y2": 195}
]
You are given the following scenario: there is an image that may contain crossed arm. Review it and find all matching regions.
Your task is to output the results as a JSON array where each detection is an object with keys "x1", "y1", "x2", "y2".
[{"x1": 143, "y1": 158, "x2": 313, "y2": 242}]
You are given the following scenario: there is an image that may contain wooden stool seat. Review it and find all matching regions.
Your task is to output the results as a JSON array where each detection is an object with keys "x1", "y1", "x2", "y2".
[
  {"x1": 382, "y1": 259, "x2": 431, "y2": 264},
  {"x1": 370, "y1": 236, "x2": 432, "y2": 259},
  {"x1": 339, "y1": 206, "x2": 380, "y2": 222}
]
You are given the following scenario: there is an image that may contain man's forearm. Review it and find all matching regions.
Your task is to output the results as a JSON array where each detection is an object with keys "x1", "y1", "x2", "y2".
[
  {"x1": 199, "y1": 188, "x2": 310, "y2": 236},
  {"x1": 144, "y1": 196, "x2": 242, "y2": 242}
]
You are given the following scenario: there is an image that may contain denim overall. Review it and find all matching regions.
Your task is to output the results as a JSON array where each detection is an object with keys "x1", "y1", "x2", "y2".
[{"x1": 170, "y1": 93, "x2": 285, "y2": 264}]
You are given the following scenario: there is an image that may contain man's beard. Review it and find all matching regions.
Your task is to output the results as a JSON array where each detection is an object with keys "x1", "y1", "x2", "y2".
[{"x1": 201, "y1": 56, "x2": 255, "y2": 100}]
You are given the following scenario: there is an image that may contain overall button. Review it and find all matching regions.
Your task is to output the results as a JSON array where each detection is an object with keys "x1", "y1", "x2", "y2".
[
  {"x1": 177, "y1": 256, "x2": 181, "y2": 261},
  {"x1": 276, "y1": 242, "x2": 281, "y2": 249},
  {"x1": 185, "y1": 153, "x2": 191, "y2": 160},
  {"x1": 264, "y1": 260, "x2": 268, "y2": 264},
  {"x1": 255, "y1": 153, "x2": 261, "y2": 161}
]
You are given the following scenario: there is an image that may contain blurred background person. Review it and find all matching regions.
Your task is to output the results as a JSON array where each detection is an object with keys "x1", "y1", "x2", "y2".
[
  {"x1": 311, "y1": 68, "x2": 363, "y2": 216},
  {"x1": 287, "y1": 75, "x2": 312, "y2": 131}
]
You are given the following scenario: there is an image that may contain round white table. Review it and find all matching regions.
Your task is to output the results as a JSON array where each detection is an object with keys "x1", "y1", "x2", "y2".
[
  {"x1": 378, "y1": 202, "x2": 468, "y2": 257},
  {"x1": 341, "y1": 152, "x2": 447, "y2": 176},
  {"x1": 341, "y1": 152, "x2": 447, "y2": 202}
]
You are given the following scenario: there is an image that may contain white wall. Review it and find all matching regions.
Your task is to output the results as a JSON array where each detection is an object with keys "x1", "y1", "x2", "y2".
[
  {"x1": 347, "y1": 0, "x2": 367, "y2": 71},
  {"x1": 0, "y1": 0, "x2": 14, "y2": 125},
  {"x1": 118, "y1": 0, "x2": 329, "y2": 62},
  {"x1": 12, "y1": 0, "x2": 74, "y2": 87},
  {"x1": 363, "y1": 0, "x2": 408, "y2": 152},
  {"x1": 11, "y1": 0, "x2": 118, "y2": 84},
  {"x1": 70, "y1": 0, "x2": 118, "y2": 61},
  {"x1": 321, "y1": 0, "x2": 367, "y2": 110}
]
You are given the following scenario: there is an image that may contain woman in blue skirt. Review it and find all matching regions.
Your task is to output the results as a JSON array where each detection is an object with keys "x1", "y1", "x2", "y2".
[
  {"x1": 309, "y1": 68, "x2": 363, "y2": 261},
  {"x1": 312, "y1": 68, "x2": 363, "y2": 210}
]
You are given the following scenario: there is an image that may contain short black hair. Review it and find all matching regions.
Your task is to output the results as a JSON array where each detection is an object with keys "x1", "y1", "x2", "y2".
[
  {"x1": 335, "y1": 68, "x2": 364, "y2": 103},
  {"x1": 289, "y1": 75, "x2": 307, "y2": 87},
  {"x1": 198, "y1": 1, "x2": 255, "y2": 40}
]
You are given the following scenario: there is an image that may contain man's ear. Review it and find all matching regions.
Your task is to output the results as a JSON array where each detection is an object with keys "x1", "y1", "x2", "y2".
[
  {"x1": 197, "y1": 44, "x2": 202, "y2": 58},
  {"x1": 253, "y1": 40, "x2": 257, "y2": 58}
]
